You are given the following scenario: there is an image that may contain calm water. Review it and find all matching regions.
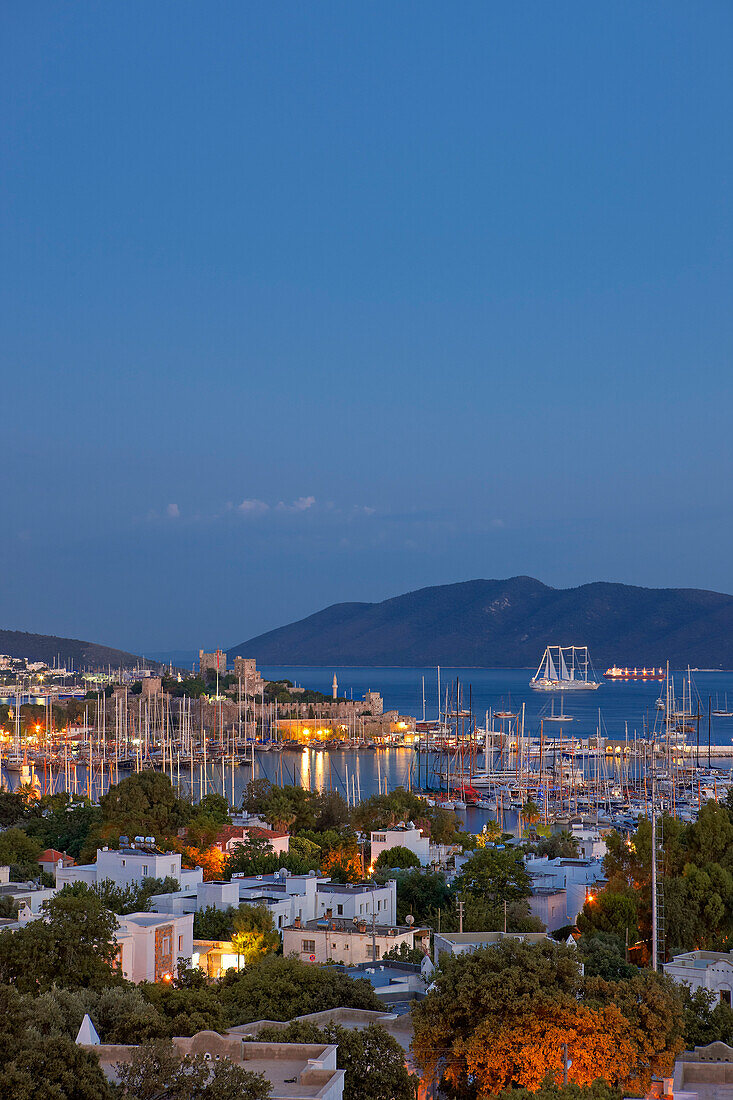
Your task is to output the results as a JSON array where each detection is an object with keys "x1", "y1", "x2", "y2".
[
  {"x1": 260, "y1": 665, "x2": 733, "y2": 744},
  {"x1": 7, "y1": 668, "x2": 733, "y2": 824}
]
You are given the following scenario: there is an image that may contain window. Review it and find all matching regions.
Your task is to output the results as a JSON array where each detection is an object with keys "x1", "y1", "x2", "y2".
[
  {"x1": 367, "y1": 945, "x2": 380, "y2": 960},
  {"x1": 278, "y1": 915, "x2": 284, "y2": 928},
  {"x1": 161, "y1": 935, "x2": 171, "y2": 955},
  {"x1": 302, "y1": 940, "x2": 316, "y2": 954},
  {"x1": 377, "y1": 900, "x2": 381, "y2": 911},
  {"x1": 722, "y1": 991, "x2": 731, "y2": 1006},
  {"x1": 178, "y1": 935, "x2": 183, "y2": 951},
  {"x1": 337, "y1": 904, "x2": 343, "y2": 916},
  {"x1": 121, "y1": 859, "x2": 126, "y2": 867},
  {"x1": 359, "y1": 904, "x2": 364, "y2": 915},
  {"x1": 171, "y1": 864, "x2": 176, "y2": 875},
  {"x1": 142, "y1": 865, "x2": 148, "y2": 877},
  {"x1": 373, "y1": 833, "x2": 386, "y2": 843}
]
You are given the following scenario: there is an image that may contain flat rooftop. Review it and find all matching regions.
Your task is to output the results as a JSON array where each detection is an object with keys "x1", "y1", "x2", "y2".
[{"x1": 292, "y1": 917, "x2": 413, "y2": 935}]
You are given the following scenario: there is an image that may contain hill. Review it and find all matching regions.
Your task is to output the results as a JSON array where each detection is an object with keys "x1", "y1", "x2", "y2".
[
  {"x1": 228, "y1": 577, "x2": 733, "y2": 668},
  {"x1": 0, "y1": 628, "x2": 148, "y2": 670}
]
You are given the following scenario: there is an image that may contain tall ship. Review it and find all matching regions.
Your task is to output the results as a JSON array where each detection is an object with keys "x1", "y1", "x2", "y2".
[{"x1": 530, "y1": 645, "x2": 600, "y2": 692}]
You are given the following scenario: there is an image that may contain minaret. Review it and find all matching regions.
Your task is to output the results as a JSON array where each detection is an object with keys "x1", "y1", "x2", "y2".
[{"x1": 332, "y1": 674, "x2": 338, "y2": 700}]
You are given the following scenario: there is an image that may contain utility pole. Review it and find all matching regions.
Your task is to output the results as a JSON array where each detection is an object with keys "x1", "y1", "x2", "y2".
[
  {"x1": 458, "y1": 899, "x2": 464, "y2": 934},
  {"x1": 503, "y1": 899, "x2": 507, "y2": 934}
]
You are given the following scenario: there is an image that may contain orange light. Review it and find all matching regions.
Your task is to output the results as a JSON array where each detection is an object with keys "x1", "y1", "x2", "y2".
[
  {"x1": 586, "y1": 893, "x2": 595, "y2": 904},
  {"x1": 162, "y1": 972, "x2": 172, "y2": 982}
]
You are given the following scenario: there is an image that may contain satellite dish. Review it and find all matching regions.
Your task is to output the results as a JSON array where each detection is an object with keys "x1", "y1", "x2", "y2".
[{"x1": 405, "y1": 914, "x2": 414, "y2": 925}]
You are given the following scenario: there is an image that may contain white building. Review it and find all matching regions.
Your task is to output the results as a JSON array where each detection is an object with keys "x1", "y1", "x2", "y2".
[
  {"x1": 664, "y1": 950, "x2": 733, "y2": 1004},
  {"x1": 284, "y1": 915, "x2": 428, "y2": 965},
  {"x1": 525, "y1": 855, "x2": 606, "y2": 927},
  {"x1": 433, "y1": 930, "x2": 550, "y2": 963},
  {"x1": 116, "y1": 911, "x2": 194, "y2": 984},
  {"x1": 569, "y1": 824, "x2": 609, "y2": 861},
  {"x1": 56, "y1": 841, "x2": 203, "y2": 893},
  {"x1": 316, "y1": 881, "x2": 396, "y2": 925},
  {"x1": 370, "y1": 823, "x2": 440, "y2": 867}
]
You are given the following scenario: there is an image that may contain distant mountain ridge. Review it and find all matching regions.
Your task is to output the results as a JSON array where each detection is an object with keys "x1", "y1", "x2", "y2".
[
  {"x1": 229, "y1": 577, "x2": 733, "y2": 668},
  {"x1": 0, "y1": 628, "x2": 147, "y2": 670}
]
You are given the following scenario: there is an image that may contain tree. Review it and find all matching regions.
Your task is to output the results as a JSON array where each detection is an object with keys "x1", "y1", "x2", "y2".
[
  {"x1": 195, "y1": 793, "x2": 231, "y2": 825},
  {"x1": 0, "y1": 826, "x2": 42, "y2": 872},
  {"x1": 492, "y1": 1082, "x2": 621, "y2": 1100},
  {"x1": 23, "y1": 793, "x2": 102, "y2": 859},
  {"x1": 382, "y1": 940, "x2": 426, "y2": 964},
  {"x1": 577, "y1": 889, "x2": 638, "y2": 943},
  {"x1": 258, "y1": 1021, "x2": 417, "y2": 1100},
  {"x1": 138, "y1": 982, "x2": 227, "y2": 1038},
  {"x1": 412, "y1": 941, "x2": 586, "y2": 1097},
  {"x1": 374, "y1": 845, "x2": 421, "y2": 870},
  {"x1": 92, "y1": 875, "x2": 179, "y2": 915},
  {"x1": 411, "y1": 940, "x2": 681, "y2": 1098},
  {"x1": 193, "y1": 904, "x2": 236, "y2": 941},
  {"x1": 115, "y1": 1040, "x2": 270, "y2": 1100},
  {"x1": 389, "y1": 868, "x2": 452, "y2": 925},
  {"x1": 579, "y1": 933, "x2": 637, "y2": 981},
  {"x1": 231, "y1": 903, "x2": 280, "y2": 967},
  {"x1": 0, "y1": 1033, "x2": 113, "y2": 1100},
  {"x1": 0, "y1": 882, "x2": 122, "y2": 993},
  {"x1": 453, "y1": 847, "x2": 531, "y2": 907},
  {"x1": 97, "y1": 772, "x2": 192, "y2": 846},
  {"x1": 219, "y1": 955, "x2": 382, "y2": 1025}
]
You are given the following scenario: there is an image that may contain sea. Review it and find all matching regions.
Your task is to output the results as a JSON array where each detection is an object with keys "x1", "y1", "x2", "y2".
[{"x1": 7, "y1": 667, "x2": 733, "y2": 829}]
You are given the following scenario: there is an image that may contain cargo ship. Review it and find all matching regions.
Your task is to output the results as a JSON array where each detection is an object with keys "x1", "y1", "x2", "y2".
[{"x1": 604, "y1": 666, "x2": 665, "y2": 680}]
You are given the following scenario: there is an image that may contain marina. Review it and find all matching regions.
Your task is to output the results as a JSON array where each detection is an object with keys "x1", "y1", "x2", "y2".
[{"x1": 3, "y1": 664, "x2": 733, "y2": 834}]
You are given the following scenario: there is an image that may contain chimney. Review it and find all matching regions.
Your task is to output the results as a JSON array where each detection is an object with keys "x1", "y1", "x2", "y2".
[
  {"x1": 293, "y1": 917, "x2": 301, "y2": 929},
  {"x1": 358, "y1": 921, "x2": 367, "y2": 933}
]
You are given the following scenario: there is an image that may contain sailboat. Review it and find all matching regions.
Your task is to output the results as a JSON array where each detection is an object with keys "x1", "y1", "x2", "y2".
[
  {"x1": 543, "y1": 696, "x2": 574, "y2": 721},
  {"x1": 530, "y1": 646, "x2": 600, "y2": 692}
]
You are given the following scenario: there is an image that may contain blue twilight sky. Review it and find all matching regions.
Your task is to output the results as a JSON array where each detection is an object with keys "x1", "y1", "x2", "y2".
[{"x1": 1, "y1": 3, "x2": 732, "y2": 654}]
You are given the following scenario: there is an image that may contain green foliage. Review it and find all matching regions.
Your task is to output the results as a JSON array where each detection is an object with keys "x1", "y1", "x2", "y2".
[
  {"x1": 453, "y1": 846, "x2": 531, "y2": 906},
  {"x1": 382, "y1": 940, "x2": 426, "y2": 964},
  {"x1": 92, "y1": 875, "x2": 179, "y2": 915},
  {"x1": 224, "y1": 837, "x2": 318, "y2": 879},
  {"x1": 219, "y1": 955, "x2": 382, "y2": 1025},
  {"x1": 193, "y1": 904, "x2": 236, "y2": 941},
  {"x1": 0, "y1": 790, "x2": 31, "y2": 827},
  {"x1": 257, "y1": 1021, "x2": 417, "y2": 1100},
  {"x1": 578, "y1": 933, "x2": 637, "y2": 981},
  {"x1": 24, "y1": 793, "x2": 102, "y2": 859},
  {"x1": 374, "y1": 844, "x2": 421, "y2": 870},
  {"x1": 0, "y1": 882, "x2": 122, "y2": 993},
  {"x1": 388, "y1": 868, "x2": 452, "y2": 925},
  {"x1": 413, "y1": 941, "x2": 683, "y2": 1098},
  {"x1": 680, "y1": 984, "x2": 733, "y2": 1048},
  {"x1": 196, "y1": 793, "x2": 231, "y2": 825},
  {"x1": 577, "y1": 889, "x2": 638, "y2": 942},
  {"x1": 531, "y1": 831, "x2": 580, "y2": 859},
  {"x1": 0, "y1": 826, "x2": 42, "y2": 868},
  {"x1": 353, "y1": 787, "x2": 457, "y2": 845},
  {"x1": 138, "y1": 982, "x2": 227, "y2": 1037},
  {"x1": 231, "y1": 903, "x2": 280, "y2": 965},
  {"x1": 490, "y1": 1082, "x2": 621, "y2": 1100},
  {"x1": 0, "y1": 1032, "x2": 113, "y2": 1099},
  {"x1": 97, "y1": 772, "x2": 192, "y2": 846},
  {"x1": 115, "y1": 1039, "x2": 271, "y2": 1099}
]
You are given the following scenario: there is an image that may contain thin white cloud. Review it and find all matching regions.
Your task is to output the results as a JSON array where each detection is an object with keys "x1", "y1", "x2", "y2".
[
  {"x1": 166, "y1": 503, "x2": 180, "y2": 519},
  {"x1": 276, "y1": 495, "x2": 316, "y2": 513},
  {"x1": 238, "y1": 499, "x2": 269, "y2": 515}
]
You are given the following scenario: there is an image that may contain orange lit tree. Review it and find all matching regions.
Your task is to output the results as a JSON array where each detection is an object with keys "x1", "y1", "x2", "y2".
[{"x1": 411, "y1": 939, "x2": 683, "y2": 1098}]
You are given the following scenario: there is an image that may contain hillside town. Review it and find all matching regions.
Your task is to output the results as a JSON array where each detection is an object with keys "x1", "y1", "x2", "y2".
[{"x1": 3, "y1": 665, "x2": 733, "y2": 1099}]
